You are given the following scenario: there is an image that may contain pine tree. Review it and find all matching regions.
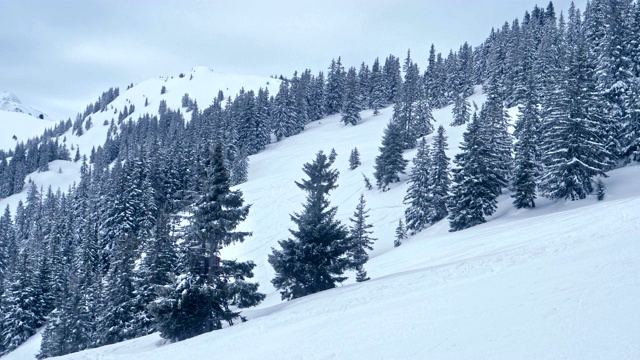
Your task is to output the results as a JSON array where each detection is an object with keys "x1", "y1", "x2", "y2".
[
  {"x1": 326, "y1": 57, "x2": 346, "y2": 115},
  {"x1": 404, "y1": 138, "x2": 432, "y2": 234},
  {"x1": 370, "y1": 58, "x2": 386, "y2": 115},
  {"x1": 448, "y1": 112, "x2": 502, "y2": 232},
  {"x1": 373, "y1": 121, "x2": 408, "y2": 191},
  {"x1": 427, "y1": 126, "x2": 451, "y2": 223},
  {"x1": 510, "y1": 75, "x2": 541, "y2": 209},
  {"x1": 268, "y1": 151, "x2": 351, "y2": 300},
  {"x1": 149, "y1": 143, "x2": 264, "y2": 341},
  {"x1": 341, "y1": 67, "x2": 362, "y2": 126},
  {"x1": 349, "y1": 147, "x2": 361, "y2": 170},
  {"x1": 451, "y1": 93, "x2": 471, "y2": 126},
  {"x1": 348, "y1": 194, "x2": 376, "y2": 282},
  {"x1": 394, "y1": 219, "x2": 407, "y2": 247},
  {"x1": 539, "y1": 5, "x2": 611, "y2": 200}
]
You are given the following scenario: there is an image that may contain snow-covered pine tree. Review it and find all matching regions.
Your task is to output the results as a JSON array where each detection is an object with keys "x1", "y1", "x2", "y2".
[
  {"x1": 268, "y1": 150, "x2": 351, "y2": 300},
  {"x1": 394, "y1": 219, "x2": 407, "y2": 247},
  {"x1": 451, "y1": 92, "x2": 471, "y2": 126},
  {"x1": 427, "y1": 126, "x2": 451, "y2": 223},
  {"x1": 341, "y1": 66, "x2": 362, "y2": 126},
  {"x1": 539, "y1": 4, "x2": 611, "y2": 200},
  {"x1": 404, "y1": 138, "x2": 432, "y2": 234},
  {"x1": 373, "y1": 121, "x2": 408, "y2": 191},
  {"x1": 370, "y1": 57, "x2": 386, "y2": 115},
  {"x1": 448, "y1": 111, "x2": 501, "y2": 232},
  {"x1": 0, "y1": 250, "x2": 41, "y2": 356},
  {"x1": 272, "y1": 81, "x2": 297, "y2": 141},
  {"x1": 326, "y1": 57, "x2": 346, "y2": 115},
  {"x1": 348, "y1": 194, "x2": 376, "y2": 282},
  {"x1": 349, "y1": 147, "x2": 361, "y2": 170},
  {"x1": 510, "y1": 73, "x2": 541, "y2": 209},
  {"x1": 149, "y1": 143, "x2": 263, "y2": 341}
]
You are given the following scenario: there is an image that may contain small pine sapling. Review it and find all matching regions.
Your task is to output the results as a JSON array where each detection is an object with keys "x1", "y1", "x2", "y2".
[
  {"x1": 394, "y1": 219, "x2": 407, "y2": 247},
  {"x1": 349, "y1": 147, "x2": 361, "y2": 170},
  {"x1": 362, "y1": 173, "x2": 373, "y2": 190}
]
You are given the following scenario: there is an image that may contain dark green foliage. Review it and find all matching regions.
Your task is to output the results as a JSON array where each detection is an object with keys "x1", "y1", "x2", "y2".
[
  {"x1": 348, "y1": 194, "x2": 376, "y2": 282},
  {"x1": 349, "y1": 147, "x2": 361, "y2": 170},
  {"x1": 394, "y1": 219, "x2": 407, "y2": 247},
  {"x1": 374, "y1": 121, "x2": 408, "y2": 191},
  {"x1": 269, "y1": 151, "x2": 351, "y2": 300},
  {"x1": 150, "y1": 143, "x2": 263, "y2": 342},
  {"x1": 341, "y1": 67, "x2": 362, "y2": 126},
  {"x1": 404, "y1": 138, "x2": 432, "y2": 234}
]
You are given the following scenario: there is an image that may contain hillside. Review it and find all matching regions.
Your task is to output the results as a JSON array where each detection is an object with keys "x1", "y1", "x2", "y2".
[
  {"x1": 0, "y1": 67, "x2": 280, "y2": 213},
  {"x1": 0, "y1": 92, "x2": 48, "y2": 120},
  {"x1": 3, "y1": 84, "x2": 639, "y2": 359}
]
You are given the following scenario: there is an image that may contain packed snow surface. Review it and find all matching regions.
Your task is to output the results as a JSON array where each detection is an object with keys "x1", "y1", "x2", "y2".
[{"x1": 3, "y1": 86, "x2": 639, "y2": 359}]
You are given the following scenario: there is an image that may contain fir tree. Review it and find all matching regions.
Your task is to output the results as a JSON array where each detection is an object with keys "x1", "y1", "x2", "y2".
[
  {"x1": 394, "y1": 219, "x2": 407, "y2": 247},
  {"x1": 268, "y1": 151, "x2": 351, "y2": 300},
  {"x1": 448, "y1": 112, "x2": 502, "y2": 232},
  {"x1": 348, "y1": 194, "x2": 376, "y2": 282},
  {"x1": 349, "y1": 147, "x2": 361, "y2": 170},
  {"x1": 373, "y1": 121, "x2": 408, "y2": 191},
  {"x1": 149, "y1": 144, "x2": 263, "y2": 341},
  {"x1": 341, "y1": 67, "x2": 362, "y2": 126},
  {"x1": 404, "y1": 138, "x2": 432, "y2": 234},
  {"x1": 427, "y1": 126, "x2": 451, "y2": 223},
  {"x1": 370, "y1": 58, "x2": 386, "y2": 115},
  {"x1": 451, "y1": 93, "x2": 471, "y2": 126},
  {"x1": 510, "y1": 76, "x2": 541, "y2": 209}
]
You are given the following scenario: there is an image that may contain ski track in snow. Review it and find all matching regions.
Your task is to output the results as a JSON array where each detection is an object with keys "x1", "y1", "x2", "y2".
[{"x1": 2, "y1": 84, "x2": 640, "y2": 359}]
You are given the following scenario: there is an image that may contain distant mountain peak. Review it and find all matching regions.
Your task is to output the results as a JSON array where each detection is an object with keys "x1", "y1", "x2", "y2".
[{"x1": 1, "y1": 91, "x2": 48, "y2": 119}]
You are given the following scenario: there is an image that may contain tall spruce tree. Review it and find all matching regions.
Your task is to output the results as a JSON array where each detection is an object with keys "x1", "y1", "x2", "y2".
[
  {"x1": 149, "y1": 143, "x2": 263, "y2": 341},
  {"x1": 427, "y1": 126, "x2": 451, "y2": 223},
  {"x1": 404, "y1": 138, "x2": 432, "y2": 234},
  {"x1": 268, "y1": 150, "x2": 351, "y2": 300},
  {"x1": 349, "y1": 147, "x2": 362, "y2": 170},
  {"x1": 341, "y1": 67, "x2": 362, "y2": 126},
  {"x1": 448, "y1": 112, "x2": 502, "y2": 232},
  {"x1": 373, "y1": 121, "x2": 408, "y2": 191},
  {"x1": 348, "y1": 194, "x2": 376, "y2": 282},
  {"x1": 539, "y1": 4, "x2": 611, "y2": 200}
]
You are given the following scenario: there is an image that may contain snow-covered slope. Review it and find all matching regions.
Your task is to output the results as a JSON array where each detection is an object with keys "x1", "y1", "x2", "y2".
[
  {"x1": 0, "y1": 91, "x2": 48, "y2": 119},
  {"x1": 0, "y1": 111, "x2": 56, "y2": 151},
  {"x1": 4, "y1": 85, "x2": 640, "y2": 359},
  {"x1": 0, "y1": 67, "x2": 280, "y2": 212}
]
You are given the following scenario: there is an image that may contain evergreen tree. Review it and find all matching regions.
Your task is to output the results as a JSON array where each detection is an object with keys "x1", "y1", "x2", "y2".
[
  {"x1": 427, "y1": 126, "x2": 451, "y2": 223},
  {"x1": 268, "y1": 151, "x2": 351, "y2": 300},
  {"x1": 348, "y1": 194, "x2": 376, "y2": 282},
  {"x1": 394, "y1": 219, "x2": 407, "y2": 247},
  {"x1": 349, "y1": 147, "x2": 361, "y2": 170},
  {"x1": 370, "y1": 58, "x2": 386, "y2": 115},
  {"x1": 448, "y1": 112, "x2": 502, "y2": 232},
  {"x1": 149, "y1": 144, "x2": 263, "y2": 341},
  {"x1": 373, "y1": 121, "x2": 408, "y2": 191},
  {"x1": 510, "y1": 75, "x2": 541, "y2": 209},
  {"x1": 451, "y1": 93, "x2": 471, "y2": 126},
  {"x1": 404, "y1": 138, "x2": 432, "y2": 234},
  {"x1": 341, "y1": 67, "x2": 362, "y2": 126},
  {"x1": 326, "y1": 57, "x2": 346, "y2": 115},
  {"x1": 539, "y1": 5, "x2": 611, "y2": 200}
]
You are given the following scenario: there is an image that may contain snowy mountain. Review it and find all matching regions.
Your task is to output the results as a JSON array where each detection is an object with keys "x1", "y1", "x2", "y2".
[
  {"x1": 3, "y1": 83, "x2": 640, "y2": 359},
  {"x1": 0, "y1": 91, "x2": 48, "y2": 119},
  {"x1": 3, "y1": 1, "x2": 640, "y2": 356},
  {"x1": 0, "y1": 67, "x2": 280, "y2": 214}
]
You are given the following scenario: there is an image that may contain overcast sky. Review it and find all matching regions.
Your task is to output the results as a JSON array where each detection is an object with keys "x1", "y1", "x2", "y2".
[{"x1": 2, "y1": 0, "x2": 587, "y2": 120}]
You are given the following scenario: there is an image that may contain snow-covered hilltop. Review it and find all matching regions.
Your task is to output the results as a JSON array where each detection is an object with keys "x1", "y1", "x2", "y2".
[{"x1": 0, "y1": 91, "x2": 48, "y2": 120}]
